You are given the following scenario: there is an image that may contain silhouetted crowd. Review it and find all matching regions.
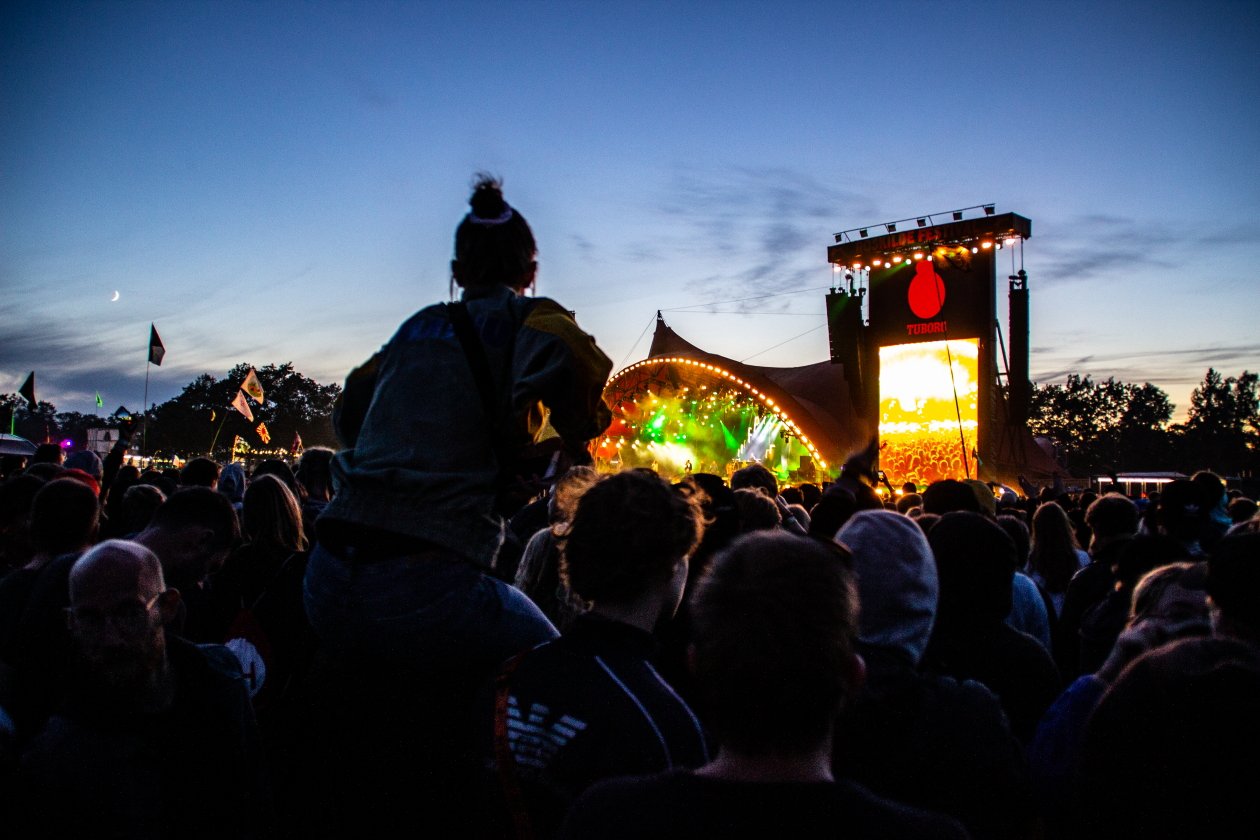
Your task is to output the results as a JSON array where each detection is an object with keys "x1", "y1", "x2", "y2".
[{"x1": 2, "y1": 177, "x2": 1258, "y2": 838}]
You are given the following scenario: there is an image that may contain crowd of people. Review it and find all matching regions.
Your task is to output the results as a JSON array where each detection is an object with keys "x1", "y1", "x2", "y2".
[{"x1": 1, "y1": 177, "x2": 1258, "y2": 838}]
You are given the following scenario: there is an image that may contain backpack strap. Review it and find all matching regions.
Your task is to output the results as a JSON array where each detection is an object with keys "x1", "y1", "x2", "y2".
[
  {"x1": 446, "y1": 301, "x2": 533, "y2": 513},
  {"x1": 446, "y1": 301, "x2": 501, "y2": 427},
  {"x1": 494, "y1": 648, "x2": 535, "y2": 840}
]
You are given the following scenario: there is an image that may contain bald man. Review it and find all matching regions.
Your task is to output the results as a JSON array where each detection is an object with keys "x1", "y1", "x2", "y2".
[
  {"x1": 17, "y1": 540, "x2": 271, "y2": 837},
  {"x1": 64, "y1": 540, "x2": 180, "y2": 708},
  {"x1": 0, "y1": 488, "x2": 241, "y2": 745}
]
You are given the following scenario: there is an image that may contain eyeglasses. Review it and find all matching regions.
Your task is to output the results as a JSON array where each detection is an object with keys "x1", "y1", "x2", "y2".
[{"x1": 67, "y1": 593, "x2": 162, "y2": 634}]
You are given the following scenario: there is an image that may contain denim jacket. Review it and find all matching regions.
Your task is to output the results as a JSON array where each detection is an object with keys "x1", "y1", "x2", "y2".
[{"x1": 323, "y1": 286, "x2": 612, "y2": 566}]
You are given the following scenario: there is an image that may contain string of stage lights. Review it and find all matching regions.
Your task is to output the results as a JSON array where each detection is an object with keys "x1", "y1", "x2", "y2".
[{"x1": 599, "y1": 356, "x2": 828, "y2": 482}]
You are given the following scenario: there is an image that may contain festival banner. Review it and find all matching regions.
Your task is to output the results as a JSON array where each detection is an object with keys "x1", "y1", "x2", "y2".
[
  {"x1": 241, "y1": 368, "x2": 265, "y2": 403},
  {"x1": 231, "y1": 390, "x2": 254, "y2": 422},
  {"x1": 256, "y1": 422, "x2": 271, "y2": 444}
]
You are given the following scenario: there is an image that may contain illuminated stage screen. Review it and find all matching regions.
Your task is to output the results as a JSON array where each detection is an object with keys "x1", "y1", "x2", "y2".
[{"x1": 878, "y1": 339, "x2": 978, "y2": 487}]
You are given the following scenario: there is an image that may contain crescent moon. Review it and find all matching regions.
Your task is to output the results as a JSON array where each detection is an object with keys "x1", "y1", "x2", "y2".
[{"x1": 111, "y1": 290, "x2": 120, "y2": 302}]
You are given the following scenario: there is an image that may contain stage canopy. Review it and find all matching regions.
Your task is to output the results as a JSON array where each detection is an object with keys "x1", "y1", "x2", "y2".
[{"x1": 596, "y1": 314, "x2": 870, "y2": 484}]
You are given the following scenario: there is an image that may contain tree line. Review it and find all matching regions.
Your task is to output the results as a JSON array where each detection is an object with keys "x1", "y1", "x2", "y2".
[
  {"x1": 2, "y1": 363, "x2": 341, "y2": 461},
  {"x1": 5, "y1": 364, "x2": 1257, "y2": 478},
  {"x1": 1027, "y1": 367, "x2": 1259, "y2": 479}
]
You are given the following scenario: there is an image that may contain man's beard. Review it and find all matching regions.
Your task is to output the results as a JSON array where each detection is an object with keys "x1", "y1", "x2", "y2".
[{"x1": 72, "y1": 631, "x2": 170, "y2": 713}]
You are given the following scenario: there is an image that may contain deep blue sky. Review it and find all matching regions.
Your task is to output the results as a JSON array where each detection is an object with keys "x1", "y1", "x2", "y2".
[{"x1": 3, "y1": 1, "x2": 1258, "y2": 420}]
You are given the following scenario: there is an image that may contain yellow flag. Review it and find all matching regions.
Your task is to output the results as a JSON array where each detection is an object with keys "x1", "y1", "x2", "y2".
[
  {"x1": 241, "y1": 368, "x2": 265, "y2": 403},
  {"x1": 256, "y1": 422, "x2": 271, "y2": 445}
]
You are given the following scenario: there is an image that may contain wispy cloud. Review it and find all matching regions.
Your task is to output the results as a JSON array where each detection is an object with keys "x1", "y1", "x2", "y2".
[
  {"x1": 1033, "y1": 213, "x2": 1178, "y2": 285},
  {"x1": 628, "y1": 165, "x2": 879, "y2": 306},
  {"x1": 1032, "y1": 343, "x2": 1260, "y2": 395},
  {"x1": 1196, "y1": 224, "x2": 1260, "y2": 247}
]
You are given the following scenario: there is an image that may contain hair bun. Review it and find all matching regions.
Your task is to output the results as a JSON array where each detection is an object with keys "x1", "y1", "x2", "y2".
[{"x1": 469, "y1": 173, "x2": 507, "y2": 218}]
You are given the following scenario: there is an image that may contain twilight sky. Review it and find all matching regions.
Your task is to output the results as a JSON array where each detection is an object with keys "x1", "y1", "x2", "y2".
[{"x1": 3, "y1": 0, "x2": 1258, "y2": 422}]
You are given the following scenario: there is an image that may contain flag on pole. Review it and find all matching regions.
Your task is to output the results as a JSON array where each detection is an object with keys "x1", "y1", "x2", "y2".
[
  {"x1": 291, "y1": 431, "x2": 303, "y2": 455},
  {"x1": 18, "y1": 372, "x2": 36, "y2": 408},
  {"x1": 241, "y1": 368, "x2": 265, "y2": 403},
  {"x1": 148, "y1": 324, "x2": 165, "y2": 366},
  {"x1": 210, "y1": 409, "x2": 216, "y2": 423},
  {"x1": 231, "y1": 390, "x2": 254, "y2": 422},
  {"x1": 256, "y1": 422, "x2": 271, "y2": 445},
  {"x1": 233, "y1": 435, "x2": 251, "y2": 455},
  {"x1": 95, "y1": 392, "x2": 104, "y2": 409}
]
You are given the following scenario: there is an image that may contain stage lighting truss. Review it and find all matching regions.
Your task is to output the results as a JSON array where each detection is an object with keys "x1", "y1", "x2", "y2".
[
  {"x1": 831, "y1": 208, "x2": 1029, "y2": 269},
  {"x1": 833, "y1": 204, "x2": 998, "y2": 245},
  {"x1": 607, "y1": 357, "x2": 828, "y2": 469}
]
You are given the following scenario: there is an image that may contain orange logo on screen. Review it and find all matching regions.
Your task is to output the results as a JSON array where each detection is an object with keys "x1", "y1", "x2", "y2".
[{"x1": 908, "y1": 261, "x2": 946, "y2": 319}]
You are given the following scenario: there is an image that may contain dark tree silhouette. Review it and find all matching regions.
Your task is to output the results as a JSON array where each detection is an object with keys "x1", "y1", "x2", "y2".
[{"x1": 1173, "y1": 368, "x2": 1259, "y2": 476}]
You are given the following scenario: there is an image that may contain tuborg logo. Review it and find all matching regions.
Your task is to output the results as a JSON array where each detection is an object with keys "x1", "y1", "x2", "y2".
[{"x1": 907, "y1": 261, "x2": 946, "y2": 319}]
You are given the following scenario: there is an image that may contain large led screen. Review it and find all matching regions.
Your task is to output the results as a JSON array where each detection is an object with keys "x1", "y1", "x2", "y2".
[{"x1": 878, "y1": 339, "x2": 979, "y2": 487}]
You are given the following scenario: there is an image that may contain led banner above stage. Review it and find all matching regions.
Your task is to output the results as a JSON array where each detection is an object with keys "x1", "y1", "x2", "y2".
[{"x1": 868, "y1": 248, "x2": 995, "y2": 347}]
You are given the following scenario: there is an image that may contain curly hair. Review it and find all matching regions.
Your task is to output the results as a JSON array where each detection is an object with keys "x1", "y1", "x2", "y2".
[
  {"x1": 732, "y1": 487, "x2": 781, "y2": 533},
  {"x1": 560, "y1": 469, "x2": 702, "y2": 605}
]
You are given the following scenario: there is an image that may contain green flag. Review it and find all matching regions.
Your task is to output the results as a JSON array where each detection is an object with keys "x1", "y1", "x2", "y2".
[{"x1": 95, "y1": 392, "x2": 104, "y2": 408}]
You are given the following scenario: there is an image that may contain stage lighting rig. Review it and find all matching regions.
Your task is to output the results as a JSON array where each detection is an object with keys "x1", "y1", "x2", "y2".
[{"x1": 828, "y1": 205, "x2": 1029, "y2": 268}]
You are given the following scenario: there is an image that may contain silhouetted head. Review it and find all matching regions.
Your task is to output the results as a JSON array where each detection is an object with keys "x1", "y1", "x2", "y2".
[
  {"x1": 732, "y1": 487, "x2": 782, "y2": 534},
  {"x1": 31, "y1": 477, "x2": 100, "y2": 557},
  {"x1": 32, "y1": 443, "x2": 64, "y2": 466},
  {"x1": 560, "y1": 469, "x2": 702, "y2": 611},
  {"x1": 136, "y1": 487, "x2": 241, "y2": 591},
  {"x1": 295, "y1": 447, "x2": 336, "y2": 503},
  {"x1": 252, "y1": 459, "x2": 298, "y2": 498},
  {"x1": 690, "y1": 531, "x2": 862, "y2": 755},
  {"x1": 730, "y1": 463, "x2": 778, "y2": 499},
  {"x1": 68, "y1": 540, "x2": 180, "y2": 695},
  {"x1": 997, "y1": 514, "x2": 1031, "y2": 568},
  {"x1": 243, "y1": 474, "x2": 306, "y2": 552},
  {"x1": 922, "y1": 479, "x2": 982, "y2": 515},
  {"x1": 1208, "y1": 531, "x2": 1260, "y2": 643},
  {"x1": 837, "y1": 509, "x2": 937, "y2": 665},
  {"x1": 452, "y1": 174, "x2": 537, "y2": 293},
  {"x1": 1086, "y1": 492, "x2": 1140, "y2": 546},
  {"x1": 1080, "y1": 637, "x2": 1260, "y2": 839},
  {"x1": 929, "y1": 511, "x2": 1017, "y2": 627},
  {"x1": 218, "y1": 462, "x2": 247, "y2": 504}
]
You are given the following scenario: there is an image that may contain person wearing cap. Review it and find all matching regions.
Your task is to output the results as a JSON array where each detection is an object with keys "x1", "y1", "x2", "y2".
[
  {"x1": 834, "y1": 509, "x2": 1037, "y2": 840},
  {"x1": 63, "y1": 451, "x2": 103, "y2": 485}
]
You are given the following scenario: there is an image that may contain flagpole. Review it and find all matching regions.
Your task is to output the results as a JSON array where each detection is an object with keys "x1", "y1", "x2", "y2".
[
  {"x1": 143, "y1": 357, "x2": 151, "y2": 457},
  {"x1": 208, "y1": 412, "x2": 229, "y2": 457}
]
